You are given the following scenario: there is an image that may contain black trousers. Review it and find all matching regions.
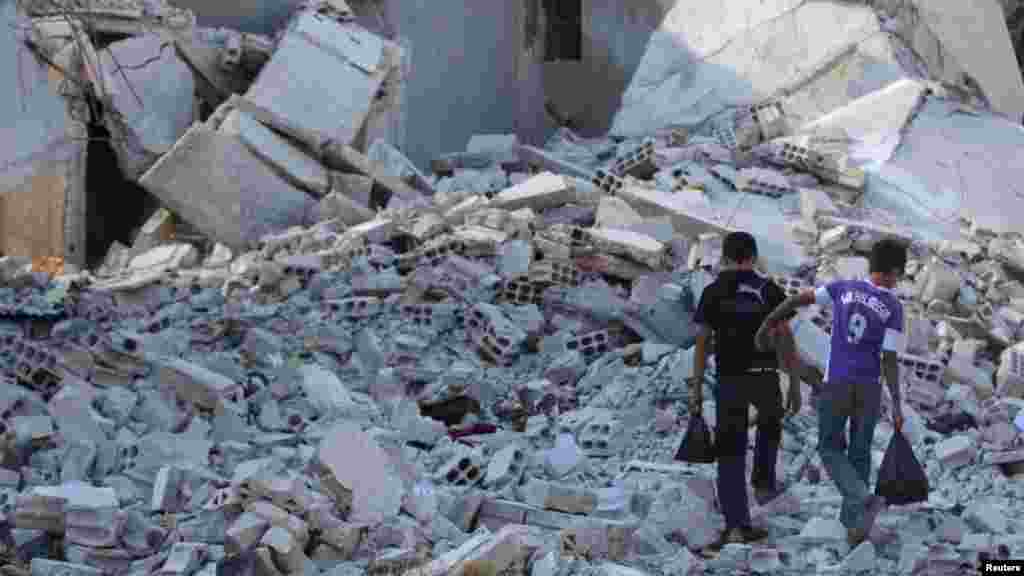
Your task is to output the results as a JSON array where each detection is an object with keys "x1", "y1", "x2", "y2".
[{"x1": 715, "y1": 371, "x2": 784, "y2": 529}]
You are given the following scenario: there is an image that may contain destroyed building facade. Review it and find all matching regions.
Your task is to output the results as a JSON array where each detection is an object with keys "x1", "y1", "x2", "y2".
[{"x1": 4, "y1": 0, "x2": 1024, "y2": 575}]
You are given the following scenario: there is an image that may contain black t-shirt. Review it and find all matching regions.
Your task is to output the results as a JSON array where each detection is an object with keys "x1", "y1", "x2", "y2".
[{"x1": 694, "y1": 270, "x2": 789, "y2": 376}]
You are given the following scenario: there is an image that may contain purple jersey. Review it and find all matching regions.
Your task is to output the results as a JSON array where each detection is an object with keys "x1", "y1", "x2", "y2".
[{"x1": 815, "y1": 279, "x2": 905, "y2": 384}]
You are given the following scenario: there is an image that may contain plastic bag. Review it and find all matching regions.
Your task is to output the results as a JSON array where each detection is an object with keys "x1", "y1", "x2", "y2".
[
  {"x1": 674, "y1": 414, "x2": 716, "y2": 463},
  {"x1": 875, "y1": 431, "x2": 929, "y2": 505}
]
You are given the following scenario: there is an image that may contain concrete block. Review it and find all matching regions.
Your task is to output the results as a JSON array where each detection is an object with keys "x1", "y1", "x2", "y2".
[
  {"x1": 138, "y1": 123, "x2": 315, "y2": 251},
  {"x1": 998, "y1": 343, "x2": 1024, "y2": 398},
  {"x1": 151, "y1": 465, "x2": 183, "y2": 512},
  {"x1": 158, "y1": 542, "x2": 208, "y2": 576},
  {"x1": 800, "y1": 188, "x2": 840, "y2": 224},
  {"x1": 521, "y1": 480, "x2": 597, "y2": 515},
  {"x1": 484, "y1": 445, "x2": 525, "y2": 490},
  {"x1": 317, "y1": 421, "x2": 404, "y2": 523},
  {"x1": 325, "y1": 296, "x2": 383, "y2": 319},
  {"x1": 494, "y1": 172, "x2": 575, "y2": 212},
  {"x1": 900, "y1": 353, "x2": 944, "y2": 387},
  {"x1": 946, "y1": 354, "x2": 994, "y2": 399},
  {"x1": 586, "y1": 228, "x2": 666, "y2": 269},
  {"x1": 735, "y1": 166, "x2": 795, "y2": 198},
  {"x1": 578, "y1": 414, "x2": 629, "y2": 457},
  {"x1": 436, "y1": 451, "x2": 485, "y2": 488},
  {"x1": 499, "y1": 240, "x2": 532, "y2": 278},
  {"x1": 595, "y1": 196, "x2": 644, "y2": 229},
  {"x1": 935, "y1": 435, "x2": 976, "y2": 468},
  {"x1": 154, "y1": 357, "x2": 244, "y2": 413},
  {"x1": 65, "y1": 506, "x2": 125, "y2": 548},
  {"x1": 917, "y1": 257, "x2": 961, "y2": 302}
]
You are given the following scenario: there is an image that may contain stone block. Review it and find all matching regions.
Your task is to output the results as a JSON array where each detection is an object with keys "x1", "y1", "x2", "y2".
[
  {"x1": 998, "y1": 343, "x2": 1024, "y2": 398},
  {"x1": 65, "y1": 506, "x2": 125, "y2": 548},
  {"x1": 935, "y1": 435, "x2": 976, "y2": 468},
  {"x1": 226, "y1": 512, "x2": 270, "y2": 555},
  {"x1": 30, "y1": 559, "x2": 104, "y2": 576}
]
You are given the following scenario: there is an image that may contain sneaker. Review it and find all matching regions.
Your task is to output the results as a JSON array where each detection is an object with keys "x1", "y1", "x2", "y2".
[{"x1": 754, "y1": 483, "x2": 788, "y2": 506}]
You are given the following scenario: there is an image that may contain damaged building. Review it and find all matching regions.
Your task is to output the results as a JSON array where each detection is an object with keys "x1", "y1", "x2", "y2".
[{"x1": 4, "y1": 0, "x2": 1024, "y2": 575}]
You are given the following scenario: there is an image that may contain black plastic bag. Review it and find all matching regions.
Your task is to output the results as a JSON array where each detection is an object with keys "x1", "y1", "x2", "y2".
[
  {"x1": 674, "y1": 414, "x2": 716, "y2": 463},
  {"x1": 875, "y1": 431, "x2": 929, "y2": 505}
]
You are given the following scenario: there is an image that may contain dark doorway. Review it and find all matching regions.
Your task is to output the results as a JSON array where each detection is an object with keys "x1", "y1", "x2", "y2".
[
  {"x1": 84, "y1": 120, "x2": 158, "y2": 267},
  {"x1": 543, "y1": 0, "x2": 582, "y2": 62}
]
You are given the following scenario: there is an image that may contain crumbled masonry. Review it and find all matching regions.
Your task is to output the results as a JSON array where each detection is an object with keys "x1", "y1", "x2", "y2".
[{"x1": 6, "y1": 0, "x2": 1024, "y2": 575}]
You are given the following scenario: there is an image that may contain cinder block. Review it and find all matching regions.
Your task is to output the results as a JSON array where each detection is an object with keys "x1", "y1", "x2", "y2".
[
  {"x1": 484, "y1": 445, "x2": 526, "y2": 490},
  {"x1": 151, "y1": 465, "x2": 183, "y2": 512},
  {"x1": 436, "y1": 453, "x2": 485, "y2": 488},
  {"x1": 528, "y1": 259, "x2": 580, "y2": 286},
  {"x1": 998, "y1": 343, "x2": 1024, "y2": 398},
  {"x1": 325, "y1": 296, "x2": 382, "y2": 319},
  {"x1": 578, "y1": 414, "x2": 629, "y2": 457},
  {"x1": 735, "y1": 167, "x2": 795, "y2": 198},
  {"x1": 591, "y1": 168, "x2": 626, "y2": 195},
  {"x1": 586, "y1": 227, "x2": 666, "y2": 270},
  {"x1": 899, "y1": 353, "x2": 944, "y2": 387},
  {"x1": 493, "y1": 172, "x2": 575, "y2": 212}
]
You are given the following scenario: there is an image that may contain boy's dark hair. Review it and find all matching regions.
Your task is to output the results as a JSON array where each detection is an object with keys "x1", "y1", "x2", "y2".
[
  {"x1": 722, "y1": 231, "x2": 758, "y2": 264},
  {"x1": 869, "y1": 237, "x2": 908, "y2": 276}
]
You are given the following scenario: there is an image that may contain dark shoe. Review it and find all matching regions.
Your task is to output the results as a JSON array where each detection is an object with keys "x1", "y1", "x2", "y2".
[
  {"x1": 703, "y1": 525, "x2": 769, "y2": 556},
  {"x1": 847, "y1": 527, "x2": 865, "y2": 547},
  {"x1": 754, "y1": 483, "x2": 788, "y2": 506}
]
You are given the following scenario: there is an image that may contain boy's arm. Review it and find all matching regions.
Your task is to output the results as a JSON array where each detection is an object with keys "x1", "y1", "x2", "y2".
[
  {"x1": 756, "y1": 289, "x2": 819, "y2": 351},
  {"x1": 882, "y1": 304, "x2": 907, "y2": 426}
]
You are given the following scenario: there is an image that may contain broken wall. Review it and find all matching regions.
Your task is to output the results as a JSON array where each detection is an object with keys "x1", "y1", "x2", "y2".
[
  {"x1": 0, "y1": 0, "x2": 85, "y2": 263},
  {"x1": 545, "y1": 0, "x2": 672, "y2": 135},
  {"x1": 382, "y1": 0, "x2": 549, "y2": 168}
]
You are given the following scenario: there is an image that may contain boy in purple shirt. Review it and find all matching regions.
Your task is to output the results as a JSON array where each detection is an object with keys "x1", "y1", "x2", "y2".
[{"x1": 757, "y1": 238, "x2": 906, "y2": 547}]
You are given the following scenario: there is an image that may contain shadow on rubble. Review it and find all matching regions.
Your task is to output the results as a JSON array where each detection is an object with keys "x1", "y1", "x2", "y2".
[{"x1": 84, "y1": 119, "x2": 158, "y2": 268}]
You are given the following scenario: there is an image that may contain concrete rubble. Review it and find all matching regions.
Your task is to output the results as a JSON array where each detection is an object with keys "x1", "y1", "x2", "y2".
[{"x1": 6, "y1": 0, "x2": 1024, "y2": 575}]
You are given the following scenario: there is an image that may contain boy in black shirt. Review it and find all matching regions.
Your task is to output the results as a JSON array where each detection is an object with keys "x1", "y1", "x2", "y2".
[{"x1": 689, "y1": 231, "x2": 795, "y2": 548}]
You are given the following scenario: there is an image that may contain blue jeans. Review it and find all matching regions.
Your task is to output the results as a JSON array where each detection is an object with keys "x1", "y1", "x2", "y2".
[
  {"x1": 715, "y1": 371, "x2": 783, "y2": 529},
  {"x1": 816, "y1": 377, "x2": 882, "y2": 530}
]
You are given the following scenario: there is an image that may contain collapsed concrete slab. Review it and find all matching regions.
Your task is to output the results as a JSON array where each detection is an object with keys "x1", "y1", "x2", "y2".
[
  {"x1": 244, "y1": 9, "x2": 398, "y2": 150},
  {"x1": 612, "y1": 1, "x2": 910, "y2": 137},
  {"x1": 138, "y1": 122, "x2": 316, "y2": 250},
  {"x1": 94, "y1": 33, "x2": 196, "y2": 180}
]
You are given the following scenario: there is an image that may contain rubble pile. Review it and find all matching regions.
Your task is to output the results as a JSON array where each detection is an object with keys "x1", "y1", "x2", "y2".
[{"x1": 6, "y1": 0, "x2": 1024, "y2": 575}]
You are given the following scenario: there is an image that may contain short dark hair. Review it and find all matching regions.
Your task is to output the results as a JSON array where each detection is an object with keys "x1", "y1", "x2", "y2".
[
  {"x1": 722, "y1": 231, "x2": 758, "y2": 264},
  {"x1": 869, "y1": 237, "x2": 908, "y2": 275}
]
